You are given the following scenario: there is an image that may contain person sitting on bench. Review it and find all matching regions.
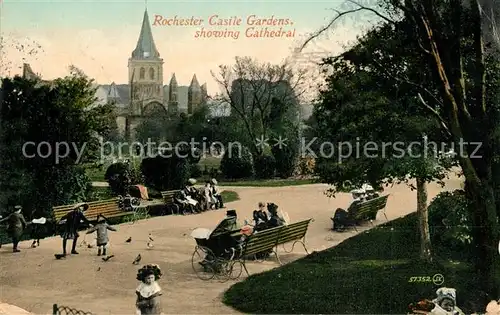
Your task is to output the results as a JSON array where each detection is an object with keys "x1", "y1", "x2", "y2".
[
  {"x1": 363, "y1": 184, "x2": 380, "y2": 200},
  {"x1": 253, "y1": 202, "x2": 269, "y2": 231},
  {"x1": 331, "y1": 189, "x2": 365, "y2": 231},
  {"x1": 267, "y1": 203, "x2": 286, "y2": 228}
]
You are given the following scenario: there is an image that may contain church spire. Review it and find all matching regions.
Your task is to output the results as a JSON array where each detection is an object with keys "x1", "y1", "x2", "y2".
[
  {"x1": 189, "y1": 74, "x2": 201, "y2": 91},
  {"x1": 131, "y1": 9, "x2": 160, "y2": 59}
]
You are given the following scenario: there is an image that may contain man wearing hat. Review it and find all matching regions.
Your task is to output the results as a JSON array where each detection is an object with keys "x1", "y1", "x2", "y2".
[
  {"x1": 0, "y1": 205, "x2": 27, "y2": 252},
  {"x1": 58, "y1": 203, "x2": 92, "y2": 256}
]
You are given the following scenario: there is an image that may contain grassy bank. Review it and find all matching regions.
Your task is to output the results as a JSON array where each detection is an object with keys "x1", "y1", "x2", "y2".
[{"x1": 223, "y1": 213, "x2": 488, "y2": 314}]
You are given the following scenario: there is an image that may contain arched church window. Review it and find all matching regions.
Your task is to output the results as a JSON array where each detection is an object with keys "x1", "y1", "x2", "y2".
[
  {"x1": 139, "y1": 67, "x2": 145, "y2": 79},
  {"x1": 149, "y1": 68, "x2": 155, "y2": 80}
]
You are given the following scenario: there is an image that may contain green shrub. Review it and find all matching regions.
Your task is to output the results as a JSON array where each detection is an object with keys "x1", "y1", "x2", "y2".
[
  {"x1": 104, "y1": 162, "x2": 131, "y2": 196},
  {"x1": 190, "y1": 163, "x2": 202, "y2": 178},
  {"x1": 220, "y1": 146, "x2": 254, "y2": 179},
  {"x1": 254, "y1": 154, "x2": 276, "y2": 179},
  {"x1": 428, "y1": 189, "x2": 473, "y2": 252},
  {"x1": 140, "y1": 152, "x2": 194, "y2": 191}
]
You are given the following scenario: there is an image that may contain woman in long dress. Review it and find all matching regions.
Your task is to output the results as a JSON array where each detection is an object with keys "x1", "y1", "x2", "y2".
[{"x1": 135, "y1": 264, "x2": 163, "y2": 315}]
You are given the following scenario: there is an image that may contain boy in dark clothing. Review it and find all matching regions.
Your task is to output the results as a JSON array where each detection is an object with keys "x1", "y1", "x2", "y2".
[{"x1": 58, "y1": 203, "x2": 92, "y2": 256}]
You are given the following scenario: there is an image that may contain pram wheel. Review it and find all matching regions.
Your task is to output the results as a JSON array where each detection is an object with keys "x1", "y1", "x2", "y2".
[{"x1": 191, "y1": 246, "x2": 216, "y2": 280}]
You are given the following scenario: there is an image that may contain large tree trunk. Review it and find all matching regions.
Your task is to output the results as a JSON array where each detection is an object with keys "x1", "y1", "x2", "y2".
[
  {"x1": 464, "y1": 174, "x2": 500, "y2": 298},
  {"x1": 416, "y1": 177, "x2": 432, "y2": 262}
]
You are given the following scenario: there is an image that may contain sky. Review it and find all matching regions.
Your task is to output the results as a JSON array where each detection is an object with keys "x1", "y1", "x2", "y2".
[{"x1": 0, "y1": 0, "x2": 376, "y2": 94}]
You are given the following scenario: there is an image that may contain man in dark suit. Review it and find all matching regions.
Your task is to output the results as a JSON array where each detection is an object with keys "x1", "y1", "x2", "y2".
[{"x1": 59, "y1": 203, "x2": 92, "y2": 256}]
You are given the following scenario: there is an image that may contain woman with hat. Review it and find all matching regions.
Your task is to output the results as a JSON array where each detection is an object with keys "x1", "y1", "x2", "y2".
[
  {"x1": 210, "y1": 178, "x2": 224, "y2": 209},
  {"x1": 430, "y1": 287, "x2": 464, "y2": 315},
  {"x1": 0, "y1": 205, "x2": 27, "y2": 252},
  {"x1": 58, "y1": 203, "x2": 92, "y2": 256}
]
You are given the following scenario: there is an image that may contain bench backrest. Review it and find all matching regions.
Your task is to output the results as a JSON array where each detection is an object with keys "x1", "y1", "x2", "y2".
[
  {"x1": 276, "y1": 219, "x2": 312, "y2": 245},
  {"x1": 53, "y1": 198, "x2": 120, "y2": 222},
  {"x1": 243, "y1": 219, "x2": 312, "y2": 257},
  {"x1": 352, "y1": 195, "x2": 389, "y2": 219},
  {"x1": 242, "y1": 225, "x2": 283, "y2": 257},
  {"x1": 161, "y1": 190, "x2": 180, "y2": 205}
]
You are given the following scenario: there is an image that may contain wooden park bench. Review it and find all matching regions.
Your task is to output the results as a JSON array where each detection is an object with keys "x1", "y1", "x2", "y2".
[
  {"x1": 333, "y1": 195, "x2": 389, "y2": 231},
  {"x1": 161, "y1": 190, "x2": 181, "y2": 215},
  {"x1": 52, "y1": 198, "x2": 132, "y2": 223},
  {"x1": 238, "y1": 218, "x2": 312, "y2": 276},
  {"x1": 53, "y1": 303, "x2": 94, "y2": 315}
]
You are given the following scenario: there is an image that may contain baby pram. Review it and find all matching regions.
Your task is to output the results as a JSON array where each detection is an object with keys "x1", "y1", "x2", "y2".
[{"x1": 191, "y1": 216, "x2": 244, "y2": 281}]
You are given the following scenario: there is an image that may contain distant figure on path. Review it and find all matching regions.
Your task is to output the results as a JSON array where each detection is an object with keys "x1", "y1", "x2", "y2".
[
  {"x1": 86, "y1": 215, "x2": 117, "y2": 256},
  {"x1": 0, "y1": 205, "x2": 27, "y2": 252},
  {"x1": 135, "y1": 264, "x2": 163, "y2": 315},
  {"x1": 58, "y1": 203, "x2": 92, "y2": 256}
]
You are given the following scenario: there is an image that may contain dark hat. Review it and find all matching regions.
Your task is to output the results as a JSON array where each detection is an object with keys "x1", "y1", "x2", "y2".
[
  {"x1": 267, "y1": 203, "x2": 278, "y2": 212},
  {"x1": 226, "y1": 210, "x2": 237, "y2": 217}
]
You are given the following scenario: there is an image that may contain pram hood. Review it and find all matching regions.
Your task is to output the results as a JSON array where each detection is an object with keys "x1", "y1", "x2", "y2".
[{"x1": 191, "y1": 228, "x2": 211, "y2": 239}]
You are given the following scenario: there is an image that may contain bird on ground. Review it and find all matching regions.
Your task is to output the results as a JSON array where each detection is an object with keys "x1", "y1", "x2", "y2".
[
  {"x1": 126, "y1": 237, "x2": 132, "y2": 243},
  {"x1": 132, "y1": 254, "x2": 141, "y2": 265},
  {"x1": 148, "y1": 234, "x2": 154, "y2": 242},
  {"x1": 147, "y1": 242, "x2": 153, "y2": 249},
  {"x1": 54, "y1": 254, "x2": 65, "y2": 260},
  {"x1": 97, "y1": 267, "x2": 101, "y2": 271},
  {"x1": 102, "y1": 255, "x2": 114, "y2": 262}
]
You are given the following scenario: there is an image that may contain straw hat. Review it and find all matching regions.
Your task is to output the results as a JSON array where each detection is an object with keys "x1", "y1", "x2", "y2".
[
  {"x1": 210, "y1": 178, "x2": 218, "y2": 185},
  {"x1": 187, "y1": 178, "x2": 197, "y2": 185},
  {"x1": 350, "y1": 188, "x2": 365, "y2": 195}
]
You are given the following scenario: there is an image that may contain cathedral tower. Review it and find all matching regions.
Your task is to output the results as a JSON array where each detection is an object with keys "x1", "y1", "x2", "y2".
[
  {"x1": 168, "y1": 73, "x2": 179, "y2": 114},
  {"x1": 128, "y1": 9, "x2": 164, "y2": 116},
  {"x1": 187, "y1": 74, "x2": 202, "y2": 115}
]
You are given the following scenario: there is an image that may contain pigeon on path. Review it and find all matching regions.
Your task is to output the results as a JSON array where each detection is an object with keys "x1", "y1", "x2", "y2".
[
  {"x1": 54, "y1": 254, "x2": 65, "y2": 260},
  {"x1": 132, "y1": 254, "x2": 141, "y2": 265},
  {"x1": 102, "y1": 255, "x2": 114, "y2": 262},
  {"x1": 126, "y1": 237, "x2": 132, "y2": 243}
]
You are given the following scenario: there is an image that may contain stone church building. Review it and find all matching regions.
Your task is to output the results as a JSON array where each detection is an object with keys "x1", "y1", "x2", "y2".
[
  {"x1": 93, "y1": 9, "x2": 208, "y2": 138},
  {"x1": 23, "y1": 9, "x2": 208, "y2": 139}
]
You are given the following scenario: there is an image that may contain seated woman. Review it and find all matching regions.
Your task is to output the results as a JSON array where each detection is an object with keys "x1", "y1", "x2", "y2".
[
  {"x1": 362, "y1": 184, "x2": 380, "y2": 200},
  {"x1": 267, "y1": 203, "x2": 286, "y2": 228},
  {"x1": 253, "y1": 202, "x2": 269, "y2": 231},
  {"x1": 429, "y1": 287, "x2": 464, "y2": 315}
]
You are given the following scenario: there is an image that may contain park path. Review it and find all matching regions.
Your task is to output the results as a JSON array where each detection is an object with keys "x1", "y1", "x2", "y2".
[{"x1": 0, "y1": 176, "x2": 462, "y2": 314}]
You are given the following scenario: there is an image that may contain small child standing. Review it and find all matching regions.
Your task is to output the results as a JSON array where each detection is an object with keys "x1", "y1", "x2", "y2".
[{"x1": 86, "y1": 215, "x2": 117, "y2": 256}]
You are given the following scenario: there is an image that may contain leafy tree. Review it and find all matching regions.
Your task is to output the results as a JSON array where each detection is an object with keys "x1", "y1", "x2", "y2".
[
  {"x1": 211, "y1": 57, "x2": 305, "y2": 156},
  {"x1": 303, "y1": 0, "x2": 500, "y2": 296},
  {"x1": 0, "y1": 69, "x2": 108, "y2": 217}
]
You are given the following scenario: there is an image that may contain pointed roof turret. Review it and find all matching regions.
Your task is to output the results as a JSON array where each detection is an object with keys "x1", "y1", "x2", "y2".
[
  {"x1": 169, "y1": 73, "x2": 178, "y2": 87},
  {"x1": 131, "y1": 9, "x2": 160, "y2": 59},
  {"x1": 189, "y1": 74, "x2": 201, "y2": 91}
]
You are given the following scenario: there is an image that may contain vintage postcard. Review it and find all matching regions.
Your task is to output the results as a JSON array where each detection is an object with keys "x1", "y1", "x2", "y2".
[{"x1": 0, "y1": 0, "x2": 499, "y2": 314}]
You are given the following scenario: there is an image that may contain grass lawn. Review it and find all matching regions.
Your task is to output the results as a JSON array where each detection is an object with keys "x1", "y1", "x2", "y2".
[
  {"x1": 220, "y1": 190, "x2": 240, "y2": 203},
  {"x1": 223, "y1": 213, "x2": 489, "y2": 314}
]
